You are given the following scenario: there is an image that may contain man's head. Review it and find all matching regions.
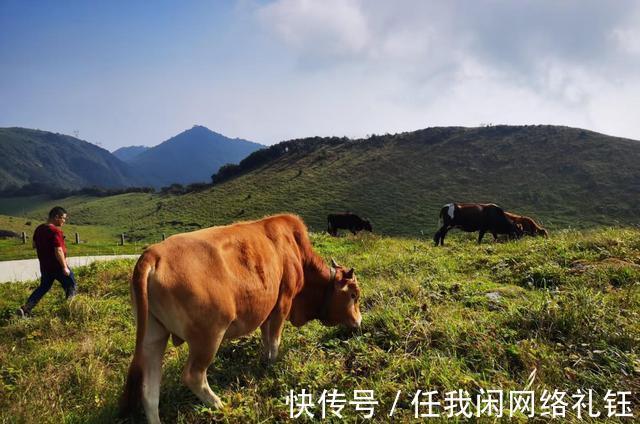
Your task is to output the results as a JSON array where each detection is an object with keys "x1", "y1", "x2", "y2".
[{"x1": 48, "y1": 206, "x2": 67, "y2": 227}]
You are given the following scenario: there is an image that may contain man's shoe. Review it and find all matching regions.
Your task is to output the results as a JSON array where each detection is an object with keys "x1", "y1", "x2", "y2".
[{"x1": 16, "y1": 307, "x2": 28, "y2": 318}]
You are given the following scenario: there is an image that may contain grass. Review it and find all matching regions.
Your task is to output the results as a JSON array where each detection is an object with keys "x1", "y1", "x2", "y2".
[
  {"x1": 1, "y1": 227, "x2": 638, "y2": 422},
  {"x1": 0, "y1": 214, "x2": 145, "y2": 260}
]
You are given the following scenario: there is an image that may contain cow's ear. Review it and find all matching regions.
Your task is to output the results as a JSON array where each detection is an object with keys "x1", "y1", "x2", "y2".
[
  {"x1": 331, "y1": 257, "x2": 340, "y2": 268},
  {"x1": 344, "y1": 268, "x2": 354, "y2": 279}
]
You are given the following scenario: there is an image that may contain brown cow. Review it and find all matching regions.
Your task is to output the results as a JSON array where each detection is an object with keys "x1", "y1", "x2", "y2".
[
  {"x1": 434, "y1": 203, "x2": 522, "y2": 246},
  {"x1": 504, "y1": 212, "x2": 548, "y2": 237},
  {"x1": 119, "y1": 214, "x2": 362, "y2": 423}
]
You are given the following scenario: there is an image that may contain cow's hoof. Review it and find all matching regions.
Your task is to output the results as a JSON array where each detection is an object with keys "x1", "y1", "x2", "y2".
[
  {"x1": 212, "y1": 395, "x2": 224, "y2": 409},
  {"x1": 260, "y1": 354, "x2": 277, "y2": 366}
]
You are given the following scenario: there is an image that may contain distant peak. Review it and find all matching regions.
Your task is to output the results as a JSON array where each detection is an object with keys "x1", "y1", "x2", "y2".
[
  {"x1": 184, "y1": 125, "x2": 219, "y2": 136},
  {"x1": 177, "y1": 125, "x2": 229, "y2": 140},
  {"x1": 189, "y1": 125, "x2": 215, "y2": 133}
]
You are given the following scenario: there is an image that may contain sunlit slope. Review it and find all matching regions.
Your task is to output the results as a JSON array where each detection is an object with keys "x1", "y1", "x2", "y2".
[
  {"x1": 4, "y1": 125, "x2": 639, "y2": 238},
  {"x1": 0, "y1": 127, "x2": 141, "y2": 192}
]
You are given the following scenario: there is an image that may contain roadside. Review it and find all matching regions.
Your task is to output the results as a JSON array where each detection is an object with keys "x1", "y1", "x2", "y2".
[{"x1": 0, "y1": 255, "x2": 140, "y2": 283}]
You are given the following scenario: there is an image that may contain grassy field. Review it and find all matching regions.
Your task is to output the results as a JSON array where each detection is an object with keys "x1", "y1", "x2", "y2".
[
  {"x1": 0, "y1": 228, "x2": 638, "y2": 422},
  {"x1": 0, "y1": 214, "x2": 145, "y2": 260}
]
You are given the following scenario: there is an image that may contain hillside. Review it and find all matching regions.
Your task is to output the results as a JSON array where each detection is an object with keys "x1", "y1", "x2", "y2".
[
  {"x1": 1, "y1": 229, "x2": 639, "y2": 422},
  {"x1": 0, "y1": 128, "x2": 141, "y2": 193},
  {"x1": 203, "y1": 124, "x2": 640, "y2": 232},
  {"x1": 111, "y1": 145, "x2": 149, "y2": 162},
  {"x1": 2, "y1": 125, "x2": 639, "y2": 238},
  {"x1": 128, "y1": 125, "x2": 264, "y2": 187}
]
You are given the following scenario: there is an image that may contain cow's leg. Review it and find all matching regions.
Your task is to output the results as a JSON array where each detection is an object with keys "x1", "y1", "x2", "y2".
[
  {"x1": 260, "y1": 320, "x2": 271, "y2": 361},
  {"x1": 434, "y1": 226, "x2": 446, "y2": 246},
  {"x1": 260, "y1": 299, "x2": 292, "y2": 364},
  {"x1": 141, "y1": 314, "x2": 169, "y2": 424},
  {"x1": 261, "y1": 312, "x2": 286, "y2": 363},
  {"x1": 492, "y1": 231, "x2": 498, "y2": 241},
  {"x1": 478, "y1": 230, "x2": 486, "y2": 244},
  {"x1": 440, "y1": 226, "x2": 450, "y2": 246},
  {"x1": 182, "y1": 329, "x2": 225, "y2": 409},
  {"x1": 261, "y1": 267, "x2": 297, "y2": 363}
]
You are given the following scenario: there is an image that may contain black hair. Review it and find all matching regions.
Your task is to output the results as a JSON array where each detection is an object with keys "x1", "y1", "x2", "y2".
[{"x1": 48, "y1": 206, "x2": 67, "y2": 219}]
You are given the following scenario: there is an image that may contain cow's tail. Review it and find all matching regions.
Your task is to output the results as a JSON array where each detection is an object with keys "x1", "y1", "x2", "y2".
[{"x1": 119, "y1": 253, "x2": 154, "y2": 417}]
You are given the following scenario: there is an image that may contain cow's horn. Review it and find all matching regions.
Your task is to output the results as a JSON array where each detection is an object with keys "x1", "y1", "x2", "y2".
[{"x1": 331, "y1": 257, "x2": 340, "y2": 268}]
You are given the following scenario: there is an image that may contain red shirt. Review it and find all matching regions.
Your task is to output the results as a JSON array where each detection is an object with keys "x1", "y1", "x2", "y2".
[{"x1": 33, "y1": 223, "x2": 67, "y2": 274}]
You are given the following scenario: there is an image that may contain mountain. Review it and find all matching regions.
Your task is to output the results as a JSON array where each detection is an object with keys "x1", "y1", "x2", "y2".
[
  {"x1": 112, "y1": 145, "x2": 149, "y2": 162},
  {"x1": 11, "y1": 125, "x2": 638, "y2": 238},
  {"x1": 128, "y1": 125, "x2": 264, "y2": 187},
  {"x1": 0, "y1": 127, "x2": 142, "y2": 193}
]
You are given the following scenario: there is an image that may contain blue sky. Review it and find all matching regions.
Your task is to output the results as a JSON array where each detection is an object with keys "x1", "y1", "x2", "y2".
[{"x1": 2, "y1": 1, "x2": 640, "y2": 150}]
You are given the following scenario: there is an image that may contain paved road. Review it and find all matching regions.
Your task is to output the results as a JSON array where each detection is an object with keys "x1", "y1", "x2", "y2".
[{"x1": 0, "y1": 255, "x2": 140, "y2": 283}]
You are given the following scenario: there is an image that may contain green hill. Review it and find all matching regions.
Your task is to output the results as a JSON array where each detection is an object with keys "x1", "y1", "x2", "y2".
[
  {"x1": 0, "y1": 128, "x2": 142, "y2": 193},
  {"x1": 2, "y1": 125, "x2": 638, "y2": 239}
]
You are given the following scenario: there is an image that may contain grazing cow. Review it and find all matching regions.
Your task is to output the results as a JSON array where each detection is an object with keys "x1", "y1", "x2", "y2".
[
  {"x1": 120, "y1": 214, "x2": 362, "y2": 424},
  {"x1": 327, "y1": 213, "x2": 373, "y2": 236},
  {"x1": 505, "y1": 212, "x2": 548, "y2": 237},
  {"x1": 433, "y1": 203, "x2": 522, "y2": 246}
]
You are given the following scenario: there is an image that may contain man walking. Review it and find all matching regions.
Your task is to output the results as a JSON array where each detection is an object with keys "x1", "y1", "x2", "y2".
[{"x1": 17, "y1": 206, "x2": 77, "y2": 317}]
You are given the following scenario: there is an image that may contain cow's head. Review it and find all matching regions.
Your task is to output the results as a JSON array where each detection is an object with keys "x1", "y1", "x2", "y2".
[
  {"x1": 537, "y1": 227, "x2": 549, "y2": 237},
  {"x1": 363, "y1": 219, "x2": 373, "y2": 232},
  {"x1": 322, "y1": 258, "x2": 362, "y2": 329}
]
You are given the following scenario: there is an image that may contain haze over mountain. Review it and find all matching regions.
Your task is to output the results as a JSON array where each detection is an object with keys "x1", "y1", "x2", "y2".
[
  {"x1": 0, "y1": 125, "x2": 264, "y2": 194},
  {"x1": 126, "y1": 125, "x2": 264, "y2": 187},
  {"x1": 112, "y1": 145, "x2": 149, "y2": 162},
  {"x1": 0, "y1": 127, "x2": 141, "y2": 193}
]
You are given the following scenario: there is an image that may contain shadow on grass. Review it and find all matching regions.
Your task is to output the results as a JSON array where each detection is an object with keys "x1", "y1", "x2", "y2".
[{"x1": 80, "y1": 337, "x2": 275, "y2": 423}]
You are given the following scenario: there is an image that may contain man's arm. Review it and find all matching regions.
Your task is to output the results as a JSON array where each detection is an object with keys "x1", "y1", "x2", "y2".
[{"x1": 55, "y1": 247, "x2": 70, "y2": 276}]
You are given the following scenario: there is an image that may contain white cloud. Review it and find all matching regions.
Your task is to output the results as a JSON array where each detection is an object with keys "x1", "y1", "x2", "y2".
[
  {"x1": 249, "y1": 0, "x2": 640, "y2": 142},
  {"x1": 612, "y1": 28, "x2": 640, "y2": 55},
  {"x1": 258, "y1": 0, "x2": 370, "y2": 61}
]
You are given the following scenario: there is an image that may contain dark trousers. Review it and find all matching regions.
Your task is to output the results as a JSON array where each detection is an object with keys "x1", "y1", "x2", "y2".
[{"x1": 24, "y1": 269, "x2": 77, "y2": 311}]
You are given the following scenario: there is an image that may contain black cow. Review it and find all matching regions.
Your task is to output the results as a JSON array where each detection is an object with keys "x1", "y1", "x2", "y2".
[
  {"x1": 433, "y1": 203, "x2": 522, "y2": 246},
  {"x1": 327, "y1": 213, "x2": 372, "y2": 236}
]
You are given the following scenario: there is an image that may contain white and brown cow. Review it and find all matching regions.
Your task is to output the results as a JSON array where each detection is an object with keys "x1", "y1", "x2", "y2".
[{"x1": 434, "y1": 203, "x2": 522, "y2": 246}]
